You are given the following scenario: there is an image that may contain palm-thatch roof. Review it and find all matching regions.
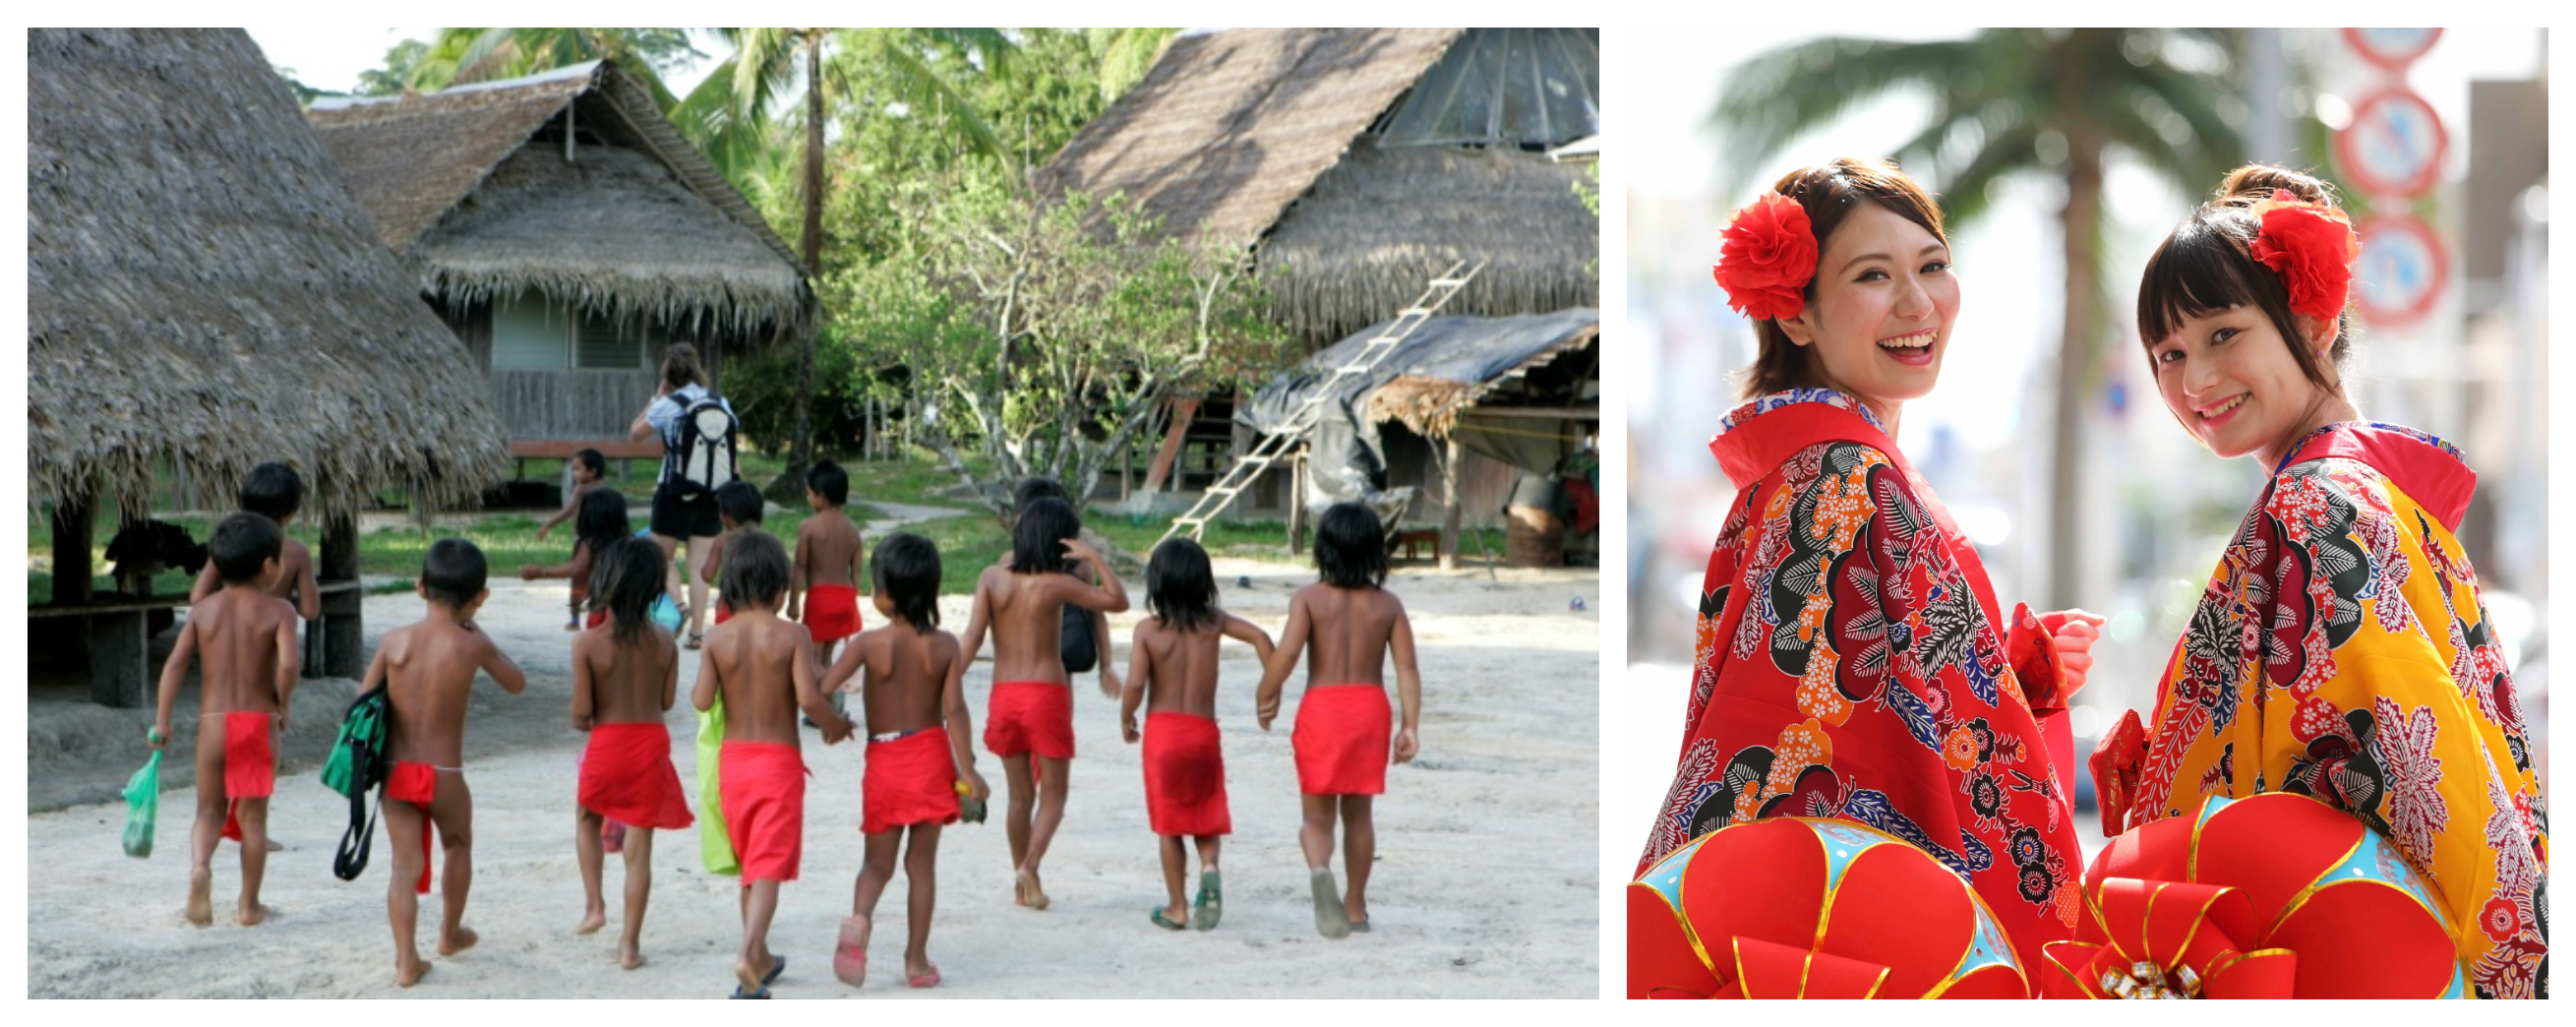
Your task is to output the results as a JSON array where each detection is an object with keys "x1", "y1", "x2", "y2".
[
  {"x1": 307, "y1": 61, "x2": 808, "y2": 335},
  {"x1": 28, "y1": 28, "x2": 509, "y2": 518},
  {"x1": 1038, "y1": 29, "x2": 1597, "y2": 343}
]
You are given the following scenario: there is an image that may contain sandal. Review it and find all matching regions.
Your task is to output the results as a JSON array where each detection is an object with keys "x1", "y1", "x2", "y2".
[
  {"x1": 907, "y1": 962, "x2": 941, "y2": 989},
  {"x1": 1192, "y1": 870, "x2": 1222, "y2": 931},
  {"x1": 686, "y1": 632, "x2": 704, "y2": 650},
  {"x1": 1150, "y1": 908, "x2": 1188, "y2": 932}
]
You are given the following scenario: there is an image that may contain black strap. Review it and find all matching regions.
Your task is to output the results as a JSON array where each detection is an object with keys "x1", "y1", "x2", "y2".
[{"x1": 333, "y1": 786, "x2": 380, "y2": 881}]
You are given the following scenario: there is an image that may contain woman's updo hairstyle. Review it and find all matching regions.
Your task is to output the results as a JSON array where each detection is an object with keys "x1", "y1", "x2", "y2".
[
  {"x1": 2136, "y1": 164, "x2": 2355, "y2": 396},
  {"x1": 1737, "y1": 157, "x2": 1949, "y2": 399},
  {"x1": 661, "y1": 342, "x2": 712, "y2": 392}
]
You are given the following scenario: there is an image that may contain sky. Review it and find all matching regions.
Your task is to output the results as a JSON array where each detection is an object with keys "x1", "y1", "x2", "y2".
[{"x1": 241, "y1": 26, "x2": 722, "y2": 96}]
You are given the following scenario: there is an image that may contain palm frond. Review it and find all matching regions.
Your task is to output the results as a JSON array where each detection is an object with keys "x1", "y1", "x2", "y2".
[{"x1": 1708, "y1": 37, "x2": 1981, "y2": 194}]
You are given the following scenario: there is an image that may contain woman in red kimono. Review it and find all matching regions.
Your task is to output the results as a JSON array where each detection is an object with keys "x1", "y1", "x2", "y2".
[
  {"x1": 2092, "y1": 166, "x2": 2547, "y2": 997},
  {"x1": 1638, "y1": 158, "x2": 2101, "y2": 969}
]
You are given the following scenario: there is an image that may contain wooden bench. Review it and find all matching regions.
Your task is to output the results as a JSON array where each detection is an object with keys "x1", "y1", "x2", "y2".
[
  {"x1": 30, "y1": 579, "x2": 367, "y2": 707},
  {"x1": 507, "y1": 438, "x2": 664, "y2": 484},
  {"x1": 1394, "y1": 528, "x2": 1443, "y2": 562}
]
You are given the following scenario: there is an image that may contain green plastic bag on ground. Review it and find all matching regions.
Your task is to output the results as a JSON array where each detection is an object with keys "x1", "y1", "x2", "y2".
[
  {"x1": 122, "y1": 740, "x2": 162, "y2": 859},
  {"x1": 696, "y1": 695, "x2": 739, "y2": 876}
]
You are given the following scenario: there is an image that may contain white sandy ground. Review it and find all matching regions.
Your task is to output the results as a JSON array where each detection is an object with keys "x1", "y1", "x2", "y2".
[{"x1": 26, "y1": 554, "x2": 1600, "y2": 998}]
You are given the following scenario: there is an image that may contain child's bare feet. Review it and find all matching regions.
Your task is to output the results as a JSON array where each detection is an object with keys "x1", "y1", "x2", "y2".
[
  {"x1": 265, "y1": 837, "x2": 284, "y2": 853},
  {"x1": 237, "y1": 901, "x2": 274, "y2": 927},
  {"x1": 184, "y1": 868, "x2": 213, "y2": 928},
  {"x1": 619, "y1": 941, "x2": 645, "y2": 970},
  {"x1": 438, "y1": 925, "x2": 479, "y2": 956},
  {"x1": 1014, "y1": 869, "x2": 1049, "y2": 911},
  {"x1": 396, "y1": 958, "x2": 432, "y2": 989},
  {"x1": 574, "y1": 906, "x2": 607, "y2": 936}
]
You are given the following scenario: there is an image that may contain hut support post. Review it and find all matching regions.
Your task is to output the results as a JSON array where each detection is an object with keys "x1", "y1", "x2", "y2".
[
  {"x1": 49, "y1": 498, "x2": 94, "y2": 673},
  {"x1": 319, "y1": 513, "x2": 365, "y2": 679},
  {"x1": 1287, "y1": 452, "x2": 1309, "y2": 554},
  {"x1": 1439, "y1": 437, "x2": 1464, "y2": 571}
]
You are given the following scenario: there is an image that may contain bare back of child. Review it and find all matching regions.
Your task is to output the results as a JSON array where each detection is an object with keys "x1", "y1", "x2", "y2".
[
  {"x1": 794, "y1": 460, "x2": 867, "y2": 665},
  {"x1": 957, "y1": 497, "x2": 1128, "y2": 910},
  {"x1": 369, "y1": 539, "x2": 528, "y2": 987},
  {"x1": 189, "y1": 461, "x2": 321, "y2": 621},
  {"x1": 569, "y1": 537, "x2": 689, "y2": 968},
  {"x1": 1123, "y1": 537, "x2": 1274, "y2": 933},
  {"x1": 153, "y1": 513, "x2": 299, "y2": 930}
]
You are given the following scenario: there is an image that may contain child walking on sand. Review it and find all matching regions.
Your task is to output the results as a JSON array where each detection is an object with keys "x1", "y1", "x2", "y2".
[
  {"x1": 535, "y1": 449, "x2": 611, "y2": 629},
  {"x1": 1122, "y1": 537, "x2": 1274, "y2": 933},
  {"x1": 190, "y1": 463, "x2": 321, "y2": 623},
  {"x1": 691, "y1": 531, "x2": 856, "y2": 998},
  {"x1": 1257, "y1": 503, "x2": 1422, "y2": 939},
  {"x1": 958, "y1": 497, "x2": 1129, "y2": 910},
  {"x1": 521, "y1": 488, "x2": 630, "y2": 630},
  {"x1": 820, "y1": 532, "x2": 988, "y2": 990},
  {"x1": 697, "y1": 479, "x2": 768, "y2": 631},
  {"x1": 366, "y1": 539, "x2": 529, "y2": 987},
  {"x1": 152, "y1": 513, "x2": 300, "y2": 928},
  {"x1": 569, "y1": 537, "x2": 693, "y2": 969},
  {"x1": 792, "y1": 459, "x2": 866, "y2": 669}
]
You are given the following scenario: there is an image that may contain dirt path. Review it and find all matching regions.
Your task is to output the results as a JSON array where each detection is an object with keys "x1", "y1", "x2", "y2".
[{"x1": 27, "y1": 558, "x2": 1598, "y2": 997}]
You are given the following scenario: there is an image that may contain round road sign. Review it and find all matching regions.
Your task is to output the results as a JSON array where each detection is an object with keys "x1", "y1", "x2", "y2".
[
  {"x1": 2335, "y1": 88, "x2": 2448, "y2": 198},
  {"x1": 2342, "y1": 28, "x2": 2441, "y2": 70},
  {"x1": 2352, "y1": 213, "x2": 2448, "y2": 329}
]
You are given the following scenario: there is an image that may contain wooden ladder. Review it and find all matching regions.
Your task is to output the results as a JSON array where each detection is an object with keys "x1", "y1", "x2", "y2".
[{"x1": 1157, "y1": 260, "x2": 1485, "y2": 547}]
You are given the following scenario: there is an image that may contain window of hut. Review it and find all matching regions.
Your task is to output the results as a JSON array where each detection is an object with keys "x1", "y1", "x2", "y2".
[
  {"x1": 571, "y1": 308, "x2": 644, "y2": 371},
  {"x1": 490, "y1": 293, "x2": 569, "y2": 370}
]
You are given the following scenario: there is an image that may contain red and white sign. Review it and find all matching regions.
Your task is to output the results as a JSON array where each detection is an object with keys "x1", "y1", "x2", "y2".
[
  {"x1": 2342, "y1": 28, "x2": 2442, "y2": 70},
  {"x1": 2334, "y1": 88, "x2": 2448, "y2": 198},
  {"x1": 2351, "y1": 214, "x2": 2448, "y2": 329}
]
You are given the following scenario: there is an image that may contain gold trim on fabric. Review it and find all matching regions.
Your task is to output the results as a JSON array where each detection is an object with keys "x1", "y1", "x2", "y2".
[
  {"x1": 2039, "y1": 941, "x2": 2109, "y2": 998},
  {"x1": 1634, "y1": 880, "x2": 1719, "y2": 981}
]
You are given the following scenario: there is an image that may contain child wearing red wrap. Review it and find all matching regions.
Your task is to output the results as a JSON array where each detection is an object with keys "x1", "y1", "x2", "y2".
[
  {"x1": 521, "y1": 487, "x2": 630, "y2": 636},
  {"x1": 568, "y1": 536, "x2": 691, "y2": 970},
  {"x1": 792, "y1": 459, "x2": 868, "y2": 668},
  {"x1": 1257, "y1": 503, "x2": 1424, "y2": 939},
  {"x1": 367, "y1": 538, "x2": 529, "y2": 988},
  {"x1": 152, "y1": 512, "x2": 300, "y2": 930},
  {"x1": 691, "y1": 530, "x2": 856, "y2": 998},
  {"x1": 1121, "y1": 537, "x2": 1275, "y2": 933},
  {"x1": 958, "y1": 495, "x2": 1130, "y2": 912},
  {"x1": 821, "y1": 532, "x2": 988, "y2": 989}
]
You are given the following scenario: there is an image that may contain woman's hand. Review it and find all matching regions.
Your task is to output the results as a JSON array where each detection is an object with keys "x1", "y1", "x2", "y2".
[{"x1": 2040, "y1": 609, "x2": 2108, "y2": 700}]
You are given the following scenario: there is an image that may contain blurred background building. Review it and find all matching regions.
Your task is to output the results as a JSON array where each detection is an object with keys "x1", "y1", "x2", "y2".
[{"x1": 1618, "y1": 28, "x2": 2547, "y2": 860}]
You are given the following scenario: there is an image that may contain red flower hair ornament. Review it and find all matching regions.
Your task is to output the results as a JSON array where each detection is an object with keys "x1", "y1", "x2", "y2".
[
  {"x1": 1712, "y1": 193, "x2": 1818, "y2": 323},
  {"x1": 2246, "y1": 189, "x2": 2361, "y2": 324}
]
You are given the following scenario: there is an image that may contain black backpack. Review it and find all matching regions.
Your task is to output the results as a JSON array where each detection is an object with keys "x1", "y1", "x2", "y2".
[
  {"x1": 665, "y1": 393, "x2": 740, "y2": 500},
  {"x1": 326, "y1": 687, "x2": 391, "y2": 881},
  {"x1": 1060, "y1": 605, "x2": 1098, "y2": 674}
]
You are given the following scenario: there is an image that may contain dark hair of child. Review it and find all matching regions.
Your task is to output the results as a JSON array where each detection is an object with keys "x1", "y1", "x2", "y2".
[
  {"x1": 1146, "y1": 537, "x2": 1221, "y2": 633},
  {"x1": 589, "y1": 535, "x2": 668, "y2": 646},
  {"x1": 1013, "y1": 476, "x2": 1070, "y2": 514},
  {"x1": 1314, "y1": 502, "x2": 1388, "y2": 590},
  {"x1": 239, "y1": 462, "x2": 305, "y2": 523},
  {"x1": 574, "y1": 487, "x2": 631, "y2": 556},
  {"x1": 1010, "y1": 496, "x2": 1080, "y2": 576},
  {"x1": 870, "y1": 532, "x2": 942, "y2": 632},
  {"x1": 716, "y1": 479, "x2": 765, "y2": 527},
  {"x1": 421, "y1": 537, "x2": 489, "y2": 608},
  {"x1": 806, "y1": 459, "x2": 850, "y2": 508},
  {"x1": 208, "y1": 512, "x2": 284, "y2": 584},
  {"x1": 574, "y1": 449, "x2": 607, "y2": 478},
  {"x1": 718, "y1": 529, "x2": 791, "y2": 612}
]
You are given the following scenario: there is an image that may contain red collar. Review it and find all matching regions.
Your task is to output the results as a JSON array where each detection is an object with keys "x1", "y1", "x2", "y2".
[{"x1": 2282, "y1": 423, "x2": 2477, "y2": 533}]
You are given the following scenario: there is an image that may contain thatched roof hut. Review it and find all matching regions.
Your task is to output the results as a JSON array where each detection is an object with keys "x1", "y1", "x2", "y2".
[
  {"x1": 28, "y1": 28, "x2": 509, "y2": 519},
  {"x1": 307, "y1": 61, "x2": 809, "y2": 336},
  {"x1": 1039, "y1": 28, "x2": 1598, "y2": 345}
]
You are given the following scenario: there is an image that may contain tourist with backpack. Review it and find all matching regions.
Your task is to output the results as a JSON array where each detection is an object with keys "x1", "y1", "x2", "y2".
[{"x1": 629, "y1": 343, "x2": 740, "y2": 649}]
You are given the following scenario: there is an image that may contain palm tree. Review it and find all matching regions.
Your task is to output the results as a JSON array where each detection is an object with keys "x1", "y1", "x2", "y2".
[
  {"x1": 404, "y1": 28, "x2": 698, "y2": 107},
  {"x1": 1712, "y1": 29, "x2": 2247, "y2": 609}
]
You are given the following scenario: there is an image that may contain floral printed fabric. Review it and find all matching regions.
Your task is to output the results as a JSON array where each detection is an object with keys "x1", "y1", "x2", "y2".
[
  {"x1": 2118, "y1": 423, "x2": 2547, "y2": 998},
  {"x1": 1640, "y1": 390, "x2": 2082, "y2": 971}
]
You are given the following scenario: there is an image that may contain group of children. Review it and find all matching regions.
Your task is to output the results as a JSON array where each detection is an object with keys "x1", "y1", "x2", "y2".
[{"x1": 153, "y1": 458, "x2": 1426, "y2": 997}]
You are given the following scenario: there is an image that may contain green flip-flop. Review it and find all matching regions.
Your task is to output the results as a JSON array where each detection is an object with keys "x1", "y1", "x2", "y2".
[
  {"x1": 1192, "y1": 870, "x2": 1223, "y2": 931},
  {"x1": 1150, "y1": 908, "x2": 1188, "y2": 931}
]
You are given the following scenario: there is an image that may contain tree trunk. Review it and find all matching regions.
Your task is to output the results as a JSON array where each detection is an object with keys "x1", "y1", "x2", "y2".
[
  {"x1": 2048, "y1": 132, "x2": 2106, "y2": 611},
  {"x1": 791, "y1": 32, "x2": 824, "y2": 478}
]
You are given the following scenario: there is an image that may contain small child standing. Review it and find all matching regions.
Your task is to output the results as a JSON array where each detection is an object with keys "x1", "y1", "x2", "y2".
[
  {"x1": 1256, "y1": 503, "x2": 1422, "y2": 939},
  {"x1": 819, "y1": 532, "x2": 988, "y2": 990},
  {"x1": 366, "y1": 538, "x2": 529, "y2": 987},
  {"x1": 1121, "y1": 537, "x2": 1274, "y2": 933},
  {"x1": 569, "y1": 536, "x2": 693, "y2": 969},
  {"x1": 152, "y1": 513, "x2": 300, "y2": 928},
  {"x1": 691, "y1": 530, "x2": 855, "y2": 998},
  {"x1": 791, "y1": 459, "x2": 867, "y2": 669},
  {"x1": 696, "y1": 479, "x2": 769, "y2": 633},
  {"x1": 521, "y1": 488, "x2": 630, "y2": 630},
  {"x1": 189, "y1": 462, "x2": 323, "y2": 621},
  {"x1": 958, "y1": 497, "x2": 1129, "y2": 910},
  {"x1": 535, "y1": 449, "x2": 611, "y2": 630}
]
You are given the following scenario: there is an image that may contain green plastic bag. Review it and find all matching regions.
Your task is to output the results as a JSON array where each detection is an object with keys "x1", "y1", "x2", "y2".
[
  {"x1": 696, "y1": 695, "x2": 739, "y2": 876},
  {"x1": 122, "y1": 734, "x2": 163, "y2": 859}
]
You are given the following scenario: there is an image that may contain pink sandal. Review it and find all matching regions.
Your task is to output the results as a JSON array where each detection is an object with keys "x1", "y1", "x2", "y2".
[
  {"x1": 908, "y1": 962, "x2": 941, "y2": 989},
  {"x1": 833, "y1": 915, "x2": 869, "y2": 988}
]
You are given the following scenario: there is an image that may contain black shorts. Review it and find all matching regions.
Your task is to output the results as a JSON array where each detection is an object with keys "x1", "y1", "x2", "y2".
[{"x1": 650, "y1": 484, "x2": 722, "y2": 539}]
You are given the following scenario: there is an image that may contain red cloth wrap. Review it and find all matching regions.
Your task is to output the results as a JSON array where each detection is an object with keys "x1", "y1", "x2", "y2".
[
  {"x1": 386, "y1": 761, "x2": 440, "y2": 895},
  {"x1": 862, "y1": 727, "x2": 961, "y2": 834},
  {"x1": 217, "y1": 711, "x2": 274, "y2": 842},
  {"x1": 803, "y1": 583, "x2": 862, "y2": 643},
  {"x1": 1292, "y1": 685, "x2": 1392, "y2": 796},
  {"x1": 577, "y1": 723, "x2": 695, "y2": 829},
  {"x1": 719, "y1": 742, "x2": 807, "y2": 883},
  {"x1": 714, "y1": 603, "x2": 733, "y2": 626},
  {"x1": 1144, "y1": 712, "x2": 1231, "y2": 836},
  {"x1": 585, "y1": 608, "x2": 608, "y2": 630},
  {"x1": 984, "y1": 681, "x2": 1075, "y2": 759}
]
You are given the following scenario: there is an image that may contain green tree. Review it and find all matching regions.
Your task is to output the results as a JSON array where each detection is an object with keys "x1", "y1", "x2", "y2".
[{"x1": 1713, "y1": 29, "x2": 2247, "y2": 608}]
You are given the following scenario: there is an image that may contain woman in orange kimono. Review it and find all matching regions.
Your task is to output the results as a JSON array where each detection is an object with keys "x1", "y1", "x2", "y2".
[
  {"x1": 1638, "y1": 158, "x2": 2104, "y2": 971},
  {"x1": 2092, "y1": 166, "x2": 2547, "y2": 998}
]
